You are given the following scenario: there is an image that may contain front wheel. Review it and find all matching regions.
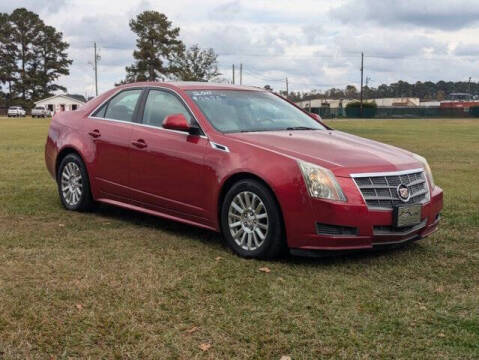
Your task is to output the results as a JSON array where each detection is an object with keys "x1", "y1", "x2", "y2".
[
  {"x1": 221, "y1": 179, "x2": 285, "y2": 259},
  {"x1": 57, "y1": 153, "x2": 94, "y2": 211}
]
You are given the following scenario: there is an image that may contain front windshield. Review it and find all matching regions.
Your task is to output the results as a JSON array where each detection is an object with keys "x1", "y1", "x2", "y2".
[{"x1": 186, "y1": 90, "x2": 325, "y2": 133}]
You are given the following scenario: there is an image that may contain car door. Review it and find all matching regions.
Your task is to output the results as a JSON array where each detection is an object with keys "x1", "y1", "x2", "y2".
[
  {"x1": 86, "y1": 88, "x2": 143, "y2": 201},
  {"x1": 128, "y1": 88, "x2": 210, "y2": 221}
]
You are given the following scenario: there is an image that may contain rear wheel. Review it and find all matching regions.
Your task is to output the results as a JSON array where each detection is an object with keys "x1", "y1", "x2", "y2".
[
  {"x1": 57, "y1": 153, "x2": 94, "y2": 211},
  {"x1": 221, "y1": 179, "x2": 285, "y2": 259}
]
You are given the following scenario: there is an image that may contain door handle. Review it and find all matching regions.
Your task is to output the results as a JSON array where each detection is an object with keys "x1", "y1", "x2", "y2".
[
  {"x1": 88, "y1": 129, "x2": 101, "y2": 138},
  {"x1": 132, "y1": 139, "x2": 147, "y2": 149}
]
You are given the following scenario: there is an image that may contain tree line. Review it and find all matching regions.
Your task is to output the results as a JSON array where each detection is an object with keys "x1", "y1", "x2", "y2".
[
  {"x1": 0, "y1": 8, "x2": 221, "y2": 109},
  {"x1": 287, "y1": 80, "x2": 479, "y2": 102},
  {"x1": 0, "y1": 8, "x2": 71, "y2": 108}
]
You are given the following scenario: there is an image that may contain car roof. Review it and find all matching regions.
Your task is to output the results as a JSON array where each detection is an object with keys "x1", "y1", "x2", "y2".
[{"x1": 118, "y1": 81, "x2": 265, "y2": 92}]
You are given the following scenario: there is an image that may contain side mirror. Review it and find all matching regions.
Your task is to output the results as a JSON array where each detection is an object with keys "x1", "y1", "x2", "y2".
[
  {"x1": 310, "y1": 113, "x2": 322, "y2": 122},
  {"x1": 163, "y1": 113, "x2": 191, "y2": 132}
]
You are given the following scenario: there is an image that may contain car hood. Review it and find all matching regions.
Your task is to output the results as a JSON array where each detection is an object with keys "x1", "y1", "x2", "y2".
[{"x1": 227, "y1": 130, "x2": 421, "y2": 177}]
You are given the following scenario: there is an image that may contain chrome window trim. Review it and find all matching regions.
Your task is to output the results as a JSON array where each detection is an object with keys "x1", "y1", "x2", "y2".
[
  {"x1": 88, "y1": 115, "x2": 208, "y2": 139},
  {"x1": 87, "y1": 85, "x2": 208, "y2": 139},
  {"x1": 351, "y1": 168, "x2": 430, "y2": 211}
]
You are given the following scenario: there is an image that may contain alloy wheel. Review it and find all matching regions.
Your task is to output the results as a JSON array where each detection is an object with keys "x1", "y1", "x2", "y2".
[
  {"x1": 61, "y1": 162, "x2": 83, "y2": 206},
  {"x1": 228, "y1": 191, "x2": 269, "y2": 251}
]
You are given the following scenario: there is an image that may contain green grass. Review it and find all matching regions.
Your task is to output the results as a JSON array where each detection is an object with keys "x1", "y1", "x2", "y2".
[{"x1": 0, "y1": 117, "x2": 478, "y2": 359}]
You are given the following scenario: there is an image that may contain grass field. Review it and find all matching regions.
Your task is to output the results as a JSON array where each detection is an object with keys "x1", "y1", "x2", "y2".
[{"x1": 0, "y1": 117, "x2": 478, "y2": 359}]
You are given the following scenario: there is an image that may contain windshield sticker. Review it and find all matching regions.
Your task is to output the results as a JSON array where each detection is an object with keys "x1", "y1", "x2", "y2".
[{"x1": 191, "y1": 91, "x2": 213, "y2": 96}]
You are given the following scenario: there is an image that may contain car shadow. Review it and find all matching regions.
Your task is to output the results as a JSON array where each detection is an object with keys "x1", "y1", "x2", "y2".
[
  {"x1": 94, "y1": 203, "x2": 225, "y2": 248},
  {"x1": 92, "y1": 203, "x2": 425, "y2": 265},
  {"x1": 282, "y1": 241, "x2": 426, "y2": 267}
]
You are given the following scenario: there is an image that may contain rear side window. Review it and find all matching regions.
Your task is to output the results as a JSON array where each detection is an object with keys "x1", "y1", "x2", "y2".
[
  {"x1": 93, "y1": 89, "x2": 142, "y2": 122},
  {"x1": 93, "y1": 103, "x2": 107, "y2": 118}
]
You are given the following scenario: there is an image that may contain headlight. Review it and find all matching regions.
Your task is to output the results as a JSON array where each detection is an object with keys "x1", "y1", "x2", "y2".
[
  {"x1": 412, "y1": 153, "x2": 435, "y2": 189},
  {"x1": 298, "y1": 160, "x2": 346, "y2": 201}
]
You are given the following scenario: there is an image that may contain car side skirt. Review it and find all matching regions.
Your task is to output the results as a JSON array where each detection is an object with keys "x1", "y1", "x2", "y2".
[{"x1": 96, "y1": 198, "x2": 218, "y2": 232}]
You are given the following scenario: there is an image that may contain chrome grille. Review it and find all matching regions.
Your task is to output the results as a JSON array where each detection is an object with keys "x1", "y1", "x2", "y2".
[{"x1": 353, "y1": 169, "x2": 430, "y2": 209}]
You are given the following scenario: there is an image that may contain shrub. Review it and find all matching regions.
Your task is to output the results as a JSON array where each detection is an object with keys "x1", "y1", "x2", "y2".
[
  {"x1": 345, "y1": 101, "x2": 377, "y2": 118},
  {"x1": 469, "y1": 105, "x2": 479, "y2": 117}
]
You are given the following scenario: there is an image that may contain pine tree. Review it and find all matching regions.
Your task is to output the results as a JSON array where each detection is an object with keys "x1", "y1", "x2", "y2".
[
  {"x1": 123, "y1": 11, "x2": 184, "y2": 82},
  {"x1": 0, "y1": 12, "x2": 19, "y2": 105},
  {"x1": 34, "y1": 25, "x2": 72, "y2": 98},
  {"x1": 9, "y1": 8, "x2": 43, "y2": 102},
  {"x1": 2, "y1": 8, "x2": 72, "y2": 105}
]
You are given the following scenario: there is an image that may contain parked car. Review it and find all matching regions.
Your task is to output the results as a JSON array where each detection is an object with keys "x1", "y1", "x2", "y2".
[
  {"x1": 7, "y1": 106, "x2": 26, "y2": 117},
  {"x1": 45, "y1": 83, "x2": 443, "y2": 259},
  {"x1": 32, "y1": 105, "x2": 51, "y2": 118}
]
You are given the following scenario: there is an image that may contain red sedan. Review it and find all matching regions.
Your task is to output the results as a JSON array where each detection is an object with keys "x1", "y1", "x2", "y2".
[{"x1": 45, "y1": 82, "x2": 443, "y2": 258}]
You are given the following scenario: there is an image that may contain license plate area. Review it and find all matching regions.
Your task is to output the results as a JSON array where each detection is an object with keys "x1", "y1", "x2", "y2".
[{"x1": 393, "y1": 204, "x2": 422, "y2": 228}]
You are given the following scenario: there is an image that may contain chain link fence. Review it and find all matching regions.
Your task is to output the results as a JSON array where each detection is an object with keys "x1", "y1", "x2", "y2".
[{"x1": 311, "y1": 106, "x2": 479, "y2": 119}]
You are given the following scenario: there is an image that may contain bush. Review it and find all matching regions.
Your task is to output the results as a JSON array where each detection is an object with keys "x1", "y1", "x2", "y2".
[
  {"x1": 469, "y1": 105, "x2": 479, "y2": 117},
  {"x1": 345, "y1": 101, "x2": 377, "y2": 118}
]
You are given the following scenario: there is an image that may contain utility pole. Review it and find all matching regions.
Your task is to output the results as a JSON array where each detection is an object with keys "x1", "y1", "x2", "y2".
[
  {"x1": 94, "y1": 42, "x2": 98, "y2": 97},
  {"x1": 360, "y1": 52, "x2": 364, "y2": 117},
  {"x1": 285, "y1": 77, "x2": 289, "y2": 98},
  {"x1": 239, "y1": 63, "x2": 243, "y2": 85},
  {"x1": 232, "y1": 64, "x2": 235, "y2": 84}
]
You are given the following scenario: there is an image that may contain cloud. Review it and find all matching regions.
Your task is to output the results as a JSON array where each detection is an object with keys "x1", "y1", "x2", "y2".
[
  {"x1": 454, "y1": 42, "x2": 479, "y2": 56},
  {"x1": 5, "y1": 0, "x2": 476, "y2": 95},
  {"x1": 0, "y1": 0, "x2": 68, "y2": 15},
  {"x1": 331, "y1": 0, "x2": 479, "y2": 30},
  {"x1": 334, "y1": 30, "x2": 448, "y2": 59}
]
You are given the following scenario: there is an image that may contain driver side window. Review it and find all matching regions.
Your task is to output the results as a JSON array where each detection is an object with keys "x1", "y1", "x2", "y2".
[{"x1": 142, "y1": 89, "x2": 192, "y2": 128}]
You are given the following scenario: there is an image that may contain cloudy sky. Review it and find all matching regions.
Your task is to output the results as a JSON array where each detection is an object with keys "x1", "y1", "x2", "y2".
[{"x1": 2, "y1": 0, "x2": 479, "y2": 97}]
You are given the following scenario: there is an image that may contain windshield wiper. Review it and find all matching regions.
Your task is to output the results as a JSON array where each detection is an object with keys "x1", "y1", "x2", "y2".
[{"x1": 285, "y1": 126, "x2": 317, "y2": 130}]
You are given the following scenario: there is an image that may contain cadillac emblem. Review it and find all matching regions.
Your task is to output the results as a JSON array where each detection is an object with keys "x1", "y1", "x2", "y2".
[{"x1": 397, "y1": 184, "x2": 410, "y2": 202}]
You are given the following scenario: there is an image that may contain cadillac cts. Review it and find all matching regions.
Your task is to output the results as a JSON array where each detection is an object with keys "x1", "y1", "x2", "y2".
[{"x1": 45, "y1": 82, "x2": 443, "y2": 258}]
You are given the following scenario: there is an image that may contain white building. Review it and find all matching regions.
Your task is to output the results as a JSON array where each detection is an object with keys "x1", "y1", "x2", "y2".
[
  {"x1": 373, "y1": 97, "x2": 420, "y2": 107},
  {"x1": 419, "y1": 100, "x2": 441, "y2": 107},
  {"x1": 295, "y1": 99, "x2": 357, "y2": 109},
  {"x1": 34, "y1": 94, "x2": 86, "y2": 113}
]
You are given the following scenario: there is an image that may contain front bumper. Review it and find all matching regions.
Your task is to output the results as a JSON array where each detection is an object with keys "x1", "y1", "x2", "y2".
[{"x1": 287, "y1": 185, "x2": 443, "y2": 252}]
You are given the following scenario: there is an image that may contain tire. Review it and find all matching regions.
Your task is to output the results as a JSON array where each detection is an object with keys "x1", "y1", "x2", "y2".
[
  {"x1": 57, "y1": 153, "x2": 94, "y2": 211},
  {"x1": 221, "y1": 179, "x2": 285, "y2": 259}
]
